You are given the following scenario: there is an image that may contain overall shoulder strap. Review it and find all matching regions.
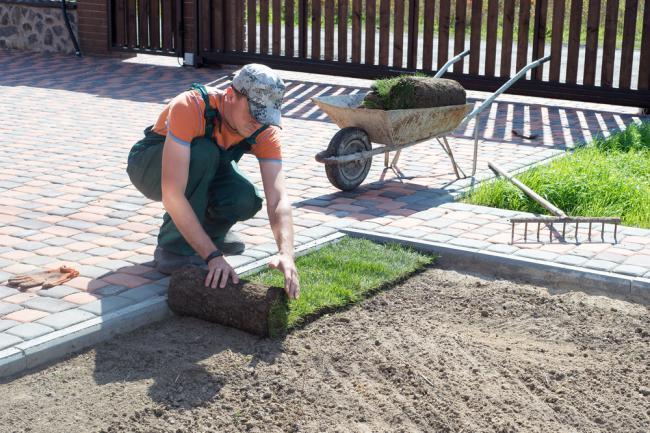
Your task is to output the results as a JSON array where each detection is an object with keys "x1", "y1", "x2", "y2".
[
  {"x1": 188, "y1": 83, "x2": 221, "y2": 139},
  {"x1": 239, "y1": 124, "x2": 270, "y2": 151}
]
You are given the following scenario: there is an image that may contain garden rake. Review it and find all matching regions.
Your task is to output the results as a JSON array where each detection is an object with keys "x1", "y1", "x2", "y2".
[{"x1": 487, "y1": 162, "x2": 621, "y2": 245}]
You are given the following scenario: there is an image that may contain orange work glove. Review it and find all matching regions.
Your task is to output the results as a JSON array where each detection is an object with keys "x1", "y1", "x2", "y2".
[{"x1": 6, "y1": 265, "x2": 80, "y2": 291}]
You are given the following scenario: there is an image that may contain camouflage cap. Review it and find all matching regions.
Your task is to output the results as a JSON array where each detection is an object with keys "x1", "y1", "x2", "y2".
[{"x1": 231, "y1": 64, "x2": 286, "y2": 129}]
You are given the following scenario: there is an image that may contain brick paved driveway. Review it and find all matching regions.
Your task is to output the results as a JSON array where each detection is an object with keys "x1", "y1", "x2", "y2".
[{"x1": 0, "y1": 50, "x2": 648, "y2": 358}]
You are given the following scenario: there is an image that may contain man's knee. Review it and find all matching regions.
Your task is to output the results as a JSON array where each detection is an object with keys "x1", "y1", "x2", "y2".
[{"x1": 232, "y1": 184, "x2": 263, "y2": 221}]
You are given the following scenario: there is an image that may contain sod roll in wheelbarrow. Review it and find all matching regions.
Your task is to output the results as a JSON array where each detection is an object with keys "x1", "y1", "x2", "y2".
[
  {"x1": 168, "y1": 265, "x2": 288, "y2": 337},
  {"x1": 362, "y1": 75, "x2": 466, "y2": 110}
]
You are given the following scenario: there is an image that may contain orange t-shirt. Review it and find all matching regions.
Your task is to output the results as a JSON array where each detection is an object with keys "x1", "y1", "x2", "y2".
[{"x1": 152, "y1": 87, "x2": 282, "y2": 163}]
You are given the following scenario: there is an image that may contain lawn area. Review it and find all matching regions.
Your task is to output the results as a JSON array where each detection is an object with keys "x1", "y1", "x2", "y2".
[
  {"x1": 464, "y1": 121, "x2": 650, "y2": 229},
  {"x1": 247, "y1": 237, "x2": 435, "y2": 337}
]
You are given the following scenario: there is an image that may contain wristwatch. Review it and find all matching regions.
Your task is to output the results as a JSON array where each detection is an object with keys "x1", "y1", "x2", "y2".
[{"x1": 205, "y1": 249, "x2": 223, "y2": 265}]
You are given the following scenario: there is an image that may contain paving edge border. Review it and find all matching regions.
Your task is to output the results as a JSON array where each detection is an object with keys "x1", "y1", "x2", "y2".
[
  {"x1": 342, "y1": 229, "x2": 650, "y2": 306},
  {"x1": 0, "y1": 232, "x2": 346, "y2": 382}
]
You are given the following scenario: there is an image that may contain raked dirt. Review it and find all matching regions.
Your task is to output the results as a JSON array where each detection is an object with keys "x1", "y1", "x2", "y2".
[{"x1": 0, "y1": 268, "x2": 648, "y2": 433}]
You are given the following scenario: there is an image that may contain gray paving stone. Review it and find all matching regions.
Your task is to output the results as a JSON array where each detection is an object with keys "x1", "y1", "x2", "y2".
[
  {"x1": 89, "y1": 260, "x2": 133, "y2": 272},
  {"x1": 0, "y1": 333, "x2": 23, "y2": 350},
  {"x1": 583, "y1": 259, "x2": 618, "y2": 272},
  {"x1": 0, "y1": 302, "x2": 23, "y2": 316},
  {"x1": 71, "y1": 233, "x2": 102, "y2": 242},
  {"x1": 349, "y1": 221, "x2": 380, "y2": 231},
  {"x1": 59, "y1": 252, "x2": 92, "y2": 262},
  {"x1": 620, "y1": 227, "x2": 650, "y2": 236},
  {"x1": 421, "y1": 218, "x2": 456, "y2": 229},
  {"x1": 0, "y1": 286, "x2": 20, "y2": 300},
  {"x1": 22, "y1": 297, "x2": 77, "y2": 313},
  {"x1": 13, "y1": 241, "x2": 48, "y2": 252},
  {"x1": 612, "y1": 264, "x2": 648, "y2": 277},
  {"x1": 553, "y1": 255, "x2": 589, "y2": 267},
  {"x1": 92, "y1": 284, "x2": 130, "y2": 297},
  {"x1": 397, "y1": 229, "x2": 429, "y2": 239},
  {"x1": 594, "y1": 253, "x2": 628, "y2": 264},
  {"x1": 375, "y1": 225, "x2": 404, "y2": 235},
  {"x1": 119, "y1": 284, "x2": 167, "y2": 303},
  {"x1": 5, "y1": 323, "x2": 54, "y2": 340},
  {"x1": 35, "y1": 309, "x2": 97, "y2": 331},
  {"x1": 96, "y1": 218, "x2": 125, "y2": 227},
  {"x1": 294, "y1": 219, "x2": 322, "y2": 228},
  {"x1": 126, "y1": 254, "x2": 156, "y2": 265},
  {"x1": 22, "y1": 255, "x2": 57, "y2": 266},
  {"x1": 623, "y1": 255, "x2": 650, "y2": 267},
  {"x1": 0, "y1": 258, "x2": 11, "y2": 268},
  {"x1": 111, "y1": 241, "x2": 145, "y2": 251},
  {"x1": 323, "y1": 219, "x2": 356, "y2": 229},
  {"x1": 86, "y1": 247, "x2": 120, "y2": 257},
  {"x1": 77, "y1": 265, "x2": 112, "y2": 279},
  {"x1": 38, "y1": 285, "x2": 80, "y2": 299},
  {"x1": 436, "y1": 228, "x2": 465, "y2": 237},
  {"x1": 0, "y1": 320, "x2": 20, "y2": 332},
  {"x1": 57, "y1": 220, "x2": 95, "y2": 230},
  {"x1": 485, "y1": 244, "x2": 520, "y2": 255},
  {"x1": 298, "y1": 226, "x2": 338, "y2": 239},
  {"x1": 242, "y1": 249, "x2": 271, "y2": 260},
  {"x1": 228, "y1": 255, "x2": 256, "y2": 268},
  {"x1": 422, "y1": 233, "x2": 454, "y2": 243},
  {"x1": 514, "y1": 249, "x2": 560, "y2": 262},
  {"x1": 106, "y1": 230, "x2": 134, "y2": 238},
  {"x1": 13, "y1": 219, "x2": 49, "y2": 230},
  {"x1": 254, "y1": 243, "x2": 279, "y2": 254},
  {"x1": 77, "y1": 296, "x2": 136, "y2": 315},
  {"x1": 448, "y1": 238, "x2": 491, "y2": 250}
]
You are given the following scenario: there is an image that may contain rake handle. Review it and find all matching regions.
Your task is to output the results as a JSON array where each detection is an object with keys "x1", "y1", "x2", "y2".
[{"x1": 488, "y1": 161, "x2": 567, "y2": 218}]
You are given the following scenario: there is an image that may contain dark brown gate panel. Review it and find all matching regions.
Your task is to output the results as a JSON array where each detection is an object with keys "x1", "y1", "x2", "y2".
[
  {"x1": 194, "y1": 0, "x2": 648, "y2": 109},
  {"x1": 109, "y1": 0, "x2": 184, "y2": 55}
]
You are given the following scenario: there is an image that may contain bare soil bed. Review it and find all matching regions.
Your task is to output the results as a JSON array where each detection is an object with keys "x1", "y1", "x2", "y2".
[{"x1": 1, "y1": 268, "x2": 649, "y2": 433}]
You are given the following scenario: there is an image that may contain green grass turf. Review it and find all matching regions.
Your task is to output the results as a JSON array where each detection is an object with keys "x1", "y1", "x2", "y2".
[
  {"x1": 361, "y1": 73, "x2": 429, "y2": 109},
  {"x1": 246, "y1": 237, "x2": 435, "y2": 337},
  {"x1": 464, "y1": 121, "x2": 650, "y2": 229}
]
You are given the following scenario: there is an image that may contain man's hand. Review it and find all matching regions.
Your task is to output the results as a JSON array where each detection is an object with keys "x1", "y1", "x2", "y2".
[
  {"x1": 205, "y1": 256, "x2": 239, "y2": 289},
  {"x1": 268, "y1": 253, "x2": 300, "y2": 299}
]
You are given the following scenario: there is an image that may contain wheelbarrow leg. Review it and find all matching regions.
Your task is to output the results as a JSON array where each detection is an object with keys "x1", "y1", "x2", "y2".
[
  {"x1": 436, "y1": 137, "x2": 467, "y2": 179},
  {"x1": 391, "y1": 150, "x2": 402, "y2": 167},
  {"x1": 384, "y1": 151, "x2": 390, "y2": 167}
]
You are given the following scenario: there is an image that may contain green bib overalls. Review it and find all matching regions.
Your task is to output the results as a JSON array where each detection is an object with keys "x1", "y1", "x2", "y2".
[{"x1": 126, "y1": 83, "x2": 268, "y2": 256}]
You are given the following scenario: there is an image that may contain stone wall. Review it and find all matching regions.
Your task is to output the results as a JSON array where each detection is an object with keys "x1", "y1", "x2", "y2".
[{"x1": 0, "y1": 0, "x2": 78, "y2": 54}]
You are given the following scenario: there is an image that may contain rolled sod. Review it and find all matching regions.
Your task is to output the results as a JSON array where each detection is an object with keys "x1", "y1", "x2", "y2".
[
  {"x1": 362, "y1": 75, "x2": 466, "y2": 110},
  {"x1": 167, "y1": 265, "x2": 288, "y2": 337}
]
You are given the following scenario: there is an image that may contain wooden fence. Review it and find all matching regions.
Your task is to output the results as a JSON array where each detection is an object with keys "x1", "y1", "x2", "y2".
[{"x1": 108, "y1": 0, "x2": 650, "y2": 108}]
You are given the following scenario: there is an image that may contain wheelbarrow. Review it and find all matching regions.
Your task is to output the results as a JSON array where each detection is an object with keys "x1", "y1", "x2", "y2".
[{"x1": 311, "y1": 50, "x2": 551, "y2": 191}]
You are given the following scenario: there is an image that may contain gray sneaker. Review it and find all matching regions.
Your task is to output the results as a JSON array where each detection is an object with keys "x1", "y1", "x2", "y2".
[
  {"x1": 215, "y1": 231, "x2": 246, "y2": 255},
  {"x1": 153, "y1": 246, "x2": 205, "y2": 275}
]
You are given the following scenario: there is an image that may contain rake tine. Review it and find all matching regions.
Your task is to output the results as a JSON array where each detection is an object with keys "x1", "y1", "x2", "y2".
[
  {"x1": 549, "y1": 223, "x2": 553, "y2": 243},
  {"x1": 562, "y1": 222, "x2": 566, "y2": 239},
  {"x1": 601, "y1": 222, "x2": 605, "y2": 242},
  {"x1": 524, "y1": 222, "x2": 528, "y2": 241},
  {"x1": 537, "y1": 222, "x2": 541, "y2": 242},
  {"x1": 588, "y1": 222, "x2": 592, "y2": 242},
  {"x1": 614, "y1": 223, "x2": 618, "y2": 243},
  {"x1": 575, "y1": 222, "x2": 579, "y2": 242},
  {"x1": 511, "y1": 222, "x2": 515, "y2": 244}
]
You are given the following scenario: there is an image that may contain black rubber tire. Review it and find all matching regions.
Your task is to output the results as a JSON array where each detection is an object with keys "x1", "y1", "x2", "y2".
[{"x1": 324, "y1": 127, "x2": 372, "y2": 191}]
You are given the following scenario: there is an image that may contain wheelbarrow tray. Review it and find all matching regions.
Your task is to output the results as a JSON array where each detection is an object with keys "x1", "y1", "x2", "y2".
[{"x1": 311, "y1": 93, "x2": 473, "y2": 146}]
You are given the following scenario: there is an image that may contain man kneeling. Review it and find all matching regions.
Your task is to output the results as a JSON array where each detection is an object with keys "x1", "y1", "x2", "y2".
[{"x1": 126, "y1": 64, "x2": 300, "y2": 299}]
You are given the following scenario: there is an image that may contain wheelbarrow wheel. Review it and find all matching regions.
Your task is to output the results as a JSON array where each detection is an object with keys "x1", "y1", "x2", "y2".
[{"x1": 324, "y1": 127, "x2": 372, "y2": 191}]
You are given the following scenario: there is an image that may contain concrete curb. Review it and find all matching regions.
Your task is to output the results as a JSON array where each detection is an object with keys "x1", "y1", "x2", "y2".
[
  {"x1": 0, "y1": 296, "x2": 172, "y2": 382},
  {"x1": 0, "y1": 232, "x2": 346, "y2": 381},
  {"x1": 342, "y1": 229, "x2": 650, "y2": 306}
]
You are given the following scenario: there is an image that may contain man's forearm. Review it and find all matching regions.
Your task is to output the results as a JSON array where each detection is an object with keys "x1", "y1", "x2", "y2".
[
  {"x1": 268, "y1": 199, "x2": 294, "y2": 257},
  {"x1": 162, "y1": 194, "x2": 217, "y2": 259}
]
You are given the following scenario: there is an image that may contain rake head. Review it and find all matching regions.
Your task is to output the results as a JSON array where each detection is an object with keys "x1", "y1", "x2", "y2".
[{"x1": 510, "y1": 216, "x2": 621, "y2": 244}]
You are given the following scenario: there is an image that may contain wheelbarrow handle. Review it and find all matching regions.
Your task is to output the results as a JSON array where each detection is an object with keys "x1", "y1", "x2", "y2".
[
  {"x1": 433, "y1": 49, "x2": 470, "y2": 78},
  {"x1": 459, "y1": 55, "x2": 552, "y2": 129}
]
